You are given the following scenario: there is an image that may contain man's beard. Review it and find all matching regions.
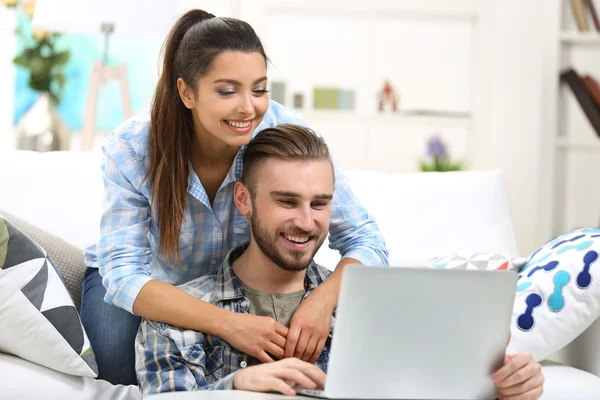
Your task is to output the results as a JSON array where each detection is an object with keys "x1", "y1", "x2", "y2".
[{"x1": 249, "y1": 209, "x2": 325, "y2": 272}]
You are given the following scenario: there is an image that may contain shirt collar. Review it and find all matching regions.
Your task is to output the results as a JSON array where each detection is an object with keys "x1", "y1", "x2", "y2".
[{"x1": 214, "y1": 242, "x2": 323, "y2": 303}]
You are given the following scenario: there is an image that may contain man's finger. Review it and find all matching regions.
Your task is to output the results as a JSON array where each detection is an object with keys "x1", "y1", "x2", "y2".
[
  {"x1": 270, "y1": 331, "x2": 287, "y2": 350},
  {"x1": 276, "y1": 368, "x2": 319, "y2": 391},
  {"x1": 309, "y1": 337, "x2": 326, "y2": 364},
  {"x1": 275, "y1": 323, "x2": 289, "y2": 338},
  {"x1": 289, "y1": 359, "x2": 327, "y2": 388},
  {"x1": 265, "y1": 341, "x2": 285, "y2": 360},
  {"x1": 256, "y1": 350, "x2": 275, "y2": 364},
  {"x1": 498, "y1": 373, "x2": 544, "y2": 397},
  {"x1": 500, "y1": 385, "x2": 543, "y2": 400},
  {"x1": 268, "y1": 377, "x2": 297, "y2": 397},
  {"x1": 294, "y1": 331, "x2": 311, "y2": 359},
  {"x1": 499, "y1": 361, "x2": 541, "y2": 389},
  {"x1": 302, "y1": 335, "x2": 319, "y2": 362},
  {"x1": 284, "y1": 325, "x2": 301, "y2": 358},
  {"x1": 493, "y1": 353, "x2": 530, "y2": 383}
]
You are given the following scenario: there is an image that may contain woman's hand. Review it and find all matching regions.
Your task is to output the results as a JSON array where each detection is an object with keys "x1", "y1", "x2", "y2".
[
  {"x1": 233, "y1": 357, "x2": 326, "y2": 396},
  {"x1": 223, "y1": 313, "x2": 288, "y2": 363},
  {"x1": 493, "y1": 352, "x2": 544, "y2": 400},
  {"x1": 284, "y1": 293, "x2": 333, "y2": 363}
]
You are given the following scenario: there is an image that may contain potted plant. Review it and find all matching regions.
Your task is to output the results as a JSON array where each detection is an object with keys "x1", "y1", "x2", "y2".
[
  {"x1": 4, "y1": 0, "x2": 71, "y2": 151},
  {"x1": 420, "y1": 135, "x2": 465, "y2": 172}
]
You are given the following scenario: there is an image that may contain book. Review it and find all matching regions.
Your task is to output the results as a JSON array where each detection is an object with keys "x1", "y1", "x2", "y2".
[
  {"x1": 584, "y1": 0, "x2": 600, "y2": 31},
  {"x1": 571, "y1": 0, "x2": 590, "y2": 31},
  {"x1": 561, "y1": 68, "x2": 600, "y2": 138},
  {"x1": 583, "y1": 75, "x2": 600, "y2": 106}
]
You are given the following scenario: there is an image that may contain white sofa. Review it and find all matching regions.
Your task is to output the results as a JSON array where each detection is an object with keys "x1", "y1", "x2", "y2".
[{"x1": 1, "y1": 150, "x2": 599, "y2": 399}]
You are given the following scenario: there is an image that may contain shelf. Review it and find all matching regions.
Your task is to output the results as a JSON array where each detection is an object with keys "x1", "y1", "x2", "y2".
[
  {"x1": 299, "y1": 110, "x2": 472, "y2": 128},
  {"x1": 555, "y1": 137, "x2": 600, "y2": 150},
  {"x1": 560, "y1": 31, "x2": 600, "y2": 45}
]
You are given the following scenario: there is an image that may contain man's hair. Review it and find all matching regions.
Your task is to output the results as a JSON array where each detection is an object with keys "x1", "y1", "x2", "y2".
[{"x1": 241, "y1": 124, "x2": 333, "y2": 197}]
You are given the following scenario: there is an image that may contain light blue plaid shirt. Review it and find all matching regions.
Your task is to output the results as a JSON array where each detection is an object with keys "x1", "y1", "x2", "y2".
[
  {"x1": 84, "y1": 100, "x2": 388, "y2": 313},
  {"x1": 135, "y1": 243, "x2": 334, "y2": 395}
]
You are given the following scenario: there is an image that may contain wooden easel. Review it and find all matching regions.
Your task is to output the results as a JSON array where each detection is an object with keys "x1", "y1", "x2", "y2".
[{"x1": 80, "y1": 59, "x2": 132, "y2": 151}]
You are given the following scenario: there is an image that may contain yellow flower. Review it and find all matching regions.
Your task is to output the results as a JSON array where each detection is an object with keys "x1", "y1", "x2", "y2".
[
  {"x1": 21, "y1": 0, "x2": 35, "y2": 17},
  {"x1": 2, "y1": 0, "x2": 19, "y2": 8},
  {"x1": 32, "y1": 27, "x2": 51, "y2": 41}
]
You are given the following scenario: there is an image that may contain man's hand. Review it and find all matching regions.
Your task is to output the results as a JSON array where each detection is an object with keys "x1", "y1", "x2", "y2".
[
  {"x1": 223, "y1": 313, "x2": 288, "y2": 363},
  {"x1": 493, "y1": 352, "x2": 544, "y2": 400},
  {"x1": 284, "y1": 293, "x2": 333, "y2": 363},
  {"x1": 233, "y1": 357, "x2": 327, "y2": 396}
]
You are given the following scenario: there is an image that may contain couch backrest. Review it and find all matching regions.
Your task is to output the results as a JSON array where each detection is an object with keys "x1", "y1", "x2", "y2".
[{"x1": 314, "y1": 169, "x2": 519, "y2": 268}]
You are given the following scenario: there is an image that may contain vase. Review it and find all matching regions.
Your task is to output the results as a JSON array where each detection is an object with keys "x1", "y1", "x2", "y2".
[{"x1": 16, "y1": 92, "x2": 70, "y2": 152}]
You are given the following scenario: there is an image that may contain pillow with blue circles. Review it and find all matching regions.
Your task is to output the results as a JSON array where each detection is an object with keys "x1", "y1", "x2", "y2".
[{"x1": 506, "y1": 228, "x2": 600, "y2": 361}]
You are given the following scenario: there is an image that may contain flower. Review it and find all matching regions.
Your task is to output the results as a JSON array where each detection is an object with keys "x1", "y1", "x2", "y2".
[
  {"x1": 426, "y1": 135, "x2": 447, "y2": 158},
  {"x1": 32, "y1": 27, "x2": 52, "y2": 40},
  {"x1": 2, "y1": 0, "x2": 19, "y2": 7},
  {"x1": 21, "y1": 0, "x2": 35, "y2": 16},
  {"x1": 420, "y1": 135, "x2": 465, "y2": 172}
]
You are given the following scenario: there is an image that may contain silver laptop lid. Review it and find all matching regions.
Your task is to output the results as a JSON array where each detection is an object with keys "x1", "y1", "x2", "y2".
[{"x1": 324, "y1": 265, "x2": 517, "y2": 399}]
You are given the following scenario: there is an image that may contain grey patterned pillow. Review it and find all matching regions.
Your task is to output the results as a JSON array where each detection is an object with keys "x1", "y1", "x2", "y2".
[
  {"x1": 0, "y1": 210, "x2": 85, "y2": 310},
  {"x1": 0, "y1": 213, "x2": 97, "y2": 377}
]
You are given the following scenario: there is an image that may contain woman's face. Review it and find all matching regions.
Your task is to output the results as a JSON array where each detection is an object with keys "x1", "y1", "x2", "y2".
[{"x1": 178, "y1": 51, "x2": 270, "y2": 150}]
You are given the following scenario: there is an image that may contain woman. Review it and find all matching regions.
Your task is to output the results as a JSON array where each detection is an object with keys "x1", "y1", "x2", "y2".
[{"x1": 81, "y1": 9, "x2": 388, "y2": 386}]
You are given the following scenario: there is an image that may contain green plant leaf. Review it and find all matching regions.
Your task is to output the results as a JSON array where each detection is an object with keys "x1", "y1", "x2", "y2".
[
  {"x1": 13, "y1": 54, "x2": 28, "y2": 66},
  {"x1": 52, "y1": 51, "x2": 70, "y2": 66}
]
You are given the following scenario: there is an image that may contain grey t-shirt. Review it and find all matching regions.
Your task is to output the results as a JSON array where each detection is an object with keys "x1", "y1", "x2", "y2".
[{"x1": 241, "y1": 282, "x2": 305, "y2": 328}]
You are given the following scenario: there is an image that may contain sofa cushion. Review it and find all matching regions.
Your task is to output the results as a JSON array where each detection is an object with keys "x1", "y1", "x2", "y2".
[
  {"x1": 507, "y1": 228, "x2": 600, "y2": 362},
  {"x1": 0, "y1": 214, "x2": 98, "y2": 377},
  {"x1": 420, "y1": 252, "x2": 526, "y2": 271},
  {"x1": 0, "y1": 209, "x2": 86, "y2": 310}
]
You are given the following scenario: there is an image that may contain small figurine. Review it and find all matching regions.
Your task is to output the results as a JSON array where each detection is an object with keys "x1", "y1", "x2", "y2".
[{"x1": 378, "y1": 80, "x2": 398, "y2": 112}]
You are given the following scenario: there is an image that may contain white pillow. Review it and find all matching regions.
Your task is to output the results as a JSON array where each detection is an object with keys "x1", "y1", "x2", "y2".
[
  {"x1": 0, "y1": 216, "x2": 98, "y2": 377},
  {"x1": 507, "y1": 228, "x2": 600, "y2": 361},
  {"x1": 420, "y1": 252, "x2": 526, "y2": 271}
]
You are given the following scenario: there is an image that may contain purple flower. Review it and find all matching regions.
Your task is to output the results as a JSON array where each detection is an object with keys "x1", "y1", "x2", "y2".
[{"x1": 426, "y1": 135, "x2": 447, "y2": 158}]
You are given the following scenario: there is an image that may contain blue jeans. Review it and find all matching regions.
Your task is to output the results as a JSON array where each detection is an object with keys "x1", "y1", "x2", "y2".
[{"x1": 80, "y1": 267, "x2": 141, "y2": 386}]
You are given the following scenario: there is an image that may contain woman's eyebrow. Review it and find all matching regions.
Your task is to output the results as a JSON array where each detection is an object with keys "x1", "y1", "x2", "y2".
[{"x1": 213, "y1": 76, "x2": 268, "y2": 85}]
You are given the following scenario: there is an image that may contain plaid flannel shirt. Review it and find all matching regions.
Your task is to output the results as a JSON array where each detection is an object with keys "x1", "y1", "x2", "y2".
[
  {"x1": 84, "y1": 100, "x2": 389, "y2": 313},
  {"x1": 135, "y1": 244, "x2": 334, "y2": 395}
]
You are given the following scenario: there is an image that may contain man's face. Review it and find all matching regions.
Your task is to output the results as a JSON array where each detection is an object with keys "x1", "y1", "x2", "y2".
[{"x1": 247, "y1": 158, "x2": 334, "y2": 271}]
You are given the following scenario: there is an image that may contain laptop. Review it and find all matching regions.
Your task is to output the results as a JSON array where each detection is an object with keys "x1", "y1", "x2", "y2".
[{"x1": 296, "y1": 265, "x2": 518, "y2": 399}]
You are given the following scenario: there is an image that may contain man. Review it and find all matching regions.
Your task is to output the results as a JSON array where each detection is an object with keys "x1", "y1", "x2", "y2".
[{"x1": 135, "y1": 124, "x2": 544, "y2": 399}]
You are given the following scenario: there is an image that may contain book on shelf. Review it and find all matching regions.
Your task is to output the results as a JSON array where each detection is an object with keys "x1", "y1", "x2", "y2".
[
  {"x1": 571, "y1": 0, "x2": 590, "y2": 31},
  {"x1": 582, "y1": 75, "x2": 600, "y2": 105},
  {"x1": 560, "y1": 68, "x2": 600, "y2": 139},
  {"x1": 584, "y1": 0, "x2": 600, "y2": 31}
]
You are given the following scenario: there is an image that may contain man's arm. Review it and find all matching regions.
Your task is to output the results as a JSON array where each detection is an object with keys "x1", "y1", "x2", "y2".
[{"x1": 135, "y1": 319, "x2": 240, "y2": 395}]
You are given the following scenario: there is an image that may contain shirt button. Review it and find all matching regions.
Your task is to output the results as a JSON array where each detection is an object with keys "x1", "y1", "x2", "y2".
[
  {"x1": 275, "y1": 294, "x2": 282, "y2": 299},
  {"x1": 279, "y1": 310, "x2": 287, "y2": 317},
  {"x1": 240, "y1": 361, "x2": 247, "y2": 368}
]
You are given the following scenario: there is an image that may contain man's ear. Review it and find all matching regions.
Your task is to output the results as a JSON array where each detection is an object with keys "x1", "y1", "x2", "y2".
[
  {"x1": 177, "y1": 78, "x2": 195, "y2": 110},
  {"x1": 234, "y1": 181, "x2": 252, "y2": 216}
]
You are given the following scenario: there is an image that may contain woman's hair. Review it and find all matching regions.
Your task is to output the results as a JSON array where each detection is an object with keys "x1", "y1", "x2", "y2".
[
  {"x1": 147, "y1": 10, "x2": 267, "y2": 264},
  {"x1": 241, "y1": 124, "x2": 333, "y2": 199}
]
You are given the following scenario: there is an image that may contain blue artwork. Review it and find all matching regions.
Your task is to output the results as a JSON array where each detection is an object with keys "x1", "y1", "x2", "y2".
[{"x1": 14, "y1": 33, "x2": 161, "y2": 133}]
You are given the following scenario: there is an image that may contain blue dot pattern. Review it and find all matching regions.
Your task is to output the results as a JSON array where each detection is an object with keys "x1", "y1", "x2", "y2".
[{"x1": 516, "y1": 228, "x2": 600, "y2": 332}]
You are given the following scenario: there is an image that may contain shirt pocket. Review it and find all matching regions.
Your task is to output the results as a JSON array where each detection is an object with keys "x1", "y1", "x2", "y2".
[{"x1": 182, "y1": 344, "x2": 225, "y2": 381}]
